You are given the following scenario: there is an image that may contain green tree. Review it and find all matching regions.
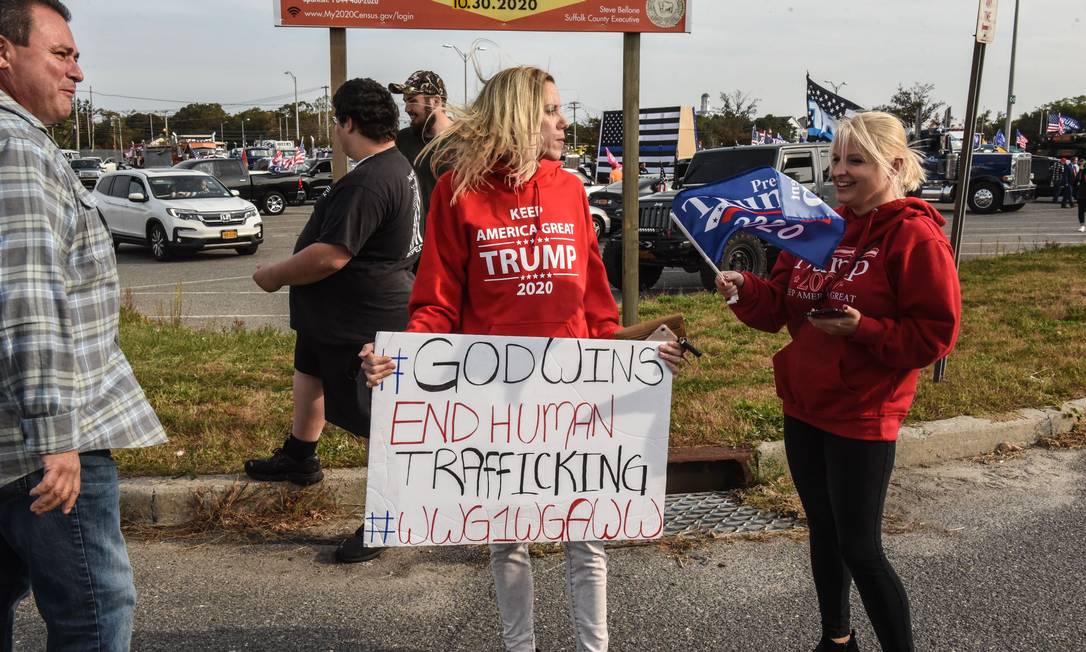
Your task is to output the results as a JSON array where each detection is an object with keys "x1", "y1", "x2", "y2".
[{"x1": 874, "y1": 82, "x2": 945, "y2": 134}]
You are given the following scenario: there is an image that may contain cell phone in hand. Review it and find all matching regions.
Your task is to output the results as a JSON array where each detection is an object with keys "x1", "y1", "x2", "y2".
[{"x1": 806, "y1": 307, "x2": 848, "y2": 319}]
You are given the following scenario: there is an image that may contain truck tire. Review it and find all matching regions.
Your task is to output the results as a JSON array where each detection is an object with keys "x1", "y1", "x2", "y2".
[
  {"x1": 260, "y1": 191, "x2": 286, "y2": 216},
  {"x1": 1001, "y1": 203, "x2": 1025, "y2": 212},
  {"x1": 967, "y1": 182, "x2": 1002, "y2": 214},
  {"x1": 698, "y1": 232, "x2": 769, "y2": 290},
  {"x1": 602, "y1": 241, "x2": 663, "y2": 291}
]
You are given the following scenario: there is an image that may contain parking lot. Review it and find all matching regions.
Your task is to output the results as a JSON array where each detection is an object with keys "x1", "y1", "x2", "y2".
[{"x1": 116, "y1": 200, "x2": 1086, "y2": 331}]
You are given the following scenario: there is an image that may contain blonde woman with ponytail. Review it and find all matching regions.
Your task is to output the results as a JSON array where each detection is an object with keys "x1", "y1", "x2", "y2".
[
  {"x1": 361, "y1": 66, "x2": 684, "y2": 651},
  {"x1": 715, "y1": 111, "x2": 961, "y2": 652}
]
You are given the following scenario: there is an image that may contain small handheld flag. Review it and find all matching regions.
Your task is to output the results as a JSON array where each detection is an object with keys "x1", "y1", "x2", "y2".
[{"x1": 670, "y1": 166, "x2": 846, "y2": 274}]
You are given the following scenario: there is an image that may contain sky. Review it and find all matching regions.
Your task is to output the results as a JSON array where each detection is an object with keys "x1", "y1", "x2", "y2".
[{"x1": 69, "y1": 0, "x2": 1084, "y2": 127}]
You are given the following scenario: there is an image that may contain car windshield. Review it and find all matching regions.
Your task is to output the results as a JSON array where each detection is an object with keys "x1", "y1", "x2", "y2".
[
  {"x1": 683, "y1": 149, "x2": 777, "y2": 186},
  {"x1": 70, "y1": 159, "x2": 100, "y2": 169},
  {"x1": 247, "y1": 148, "x2": 272, "y2": 158},
  {"x1": 147, "y1": 176, "x2": 231, "y2": 199}
]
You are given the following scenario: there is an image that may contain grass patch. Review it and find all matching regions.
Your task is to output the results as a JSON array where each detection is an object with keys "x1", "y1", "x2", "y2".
[{"x1": 116, "y1": 246, "x2": 1086, "y2": 477}]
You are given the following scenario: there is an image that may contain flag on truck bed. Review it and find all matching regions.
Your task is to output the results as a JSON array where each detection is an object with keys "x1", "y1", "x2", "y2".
[
  {"x1": 806, "y1": 75, "x2": 863, "y2": 142},
  {"x1": 595, "y1": 105, "x2": 695, "y2": 183},
  {"x1": 671, "y1": 166, "x2": 845, "y2": 269}
]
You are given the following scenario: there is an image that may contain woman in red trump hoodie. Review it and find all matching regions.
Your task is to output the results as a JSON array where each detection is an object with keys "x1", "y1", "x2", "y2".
[
  {"x1": 361, "y1": 66, "x2": 683, "y2": 652},
  {"x1": 716, "y1": 112, "x2": 961, "y2": 652}
]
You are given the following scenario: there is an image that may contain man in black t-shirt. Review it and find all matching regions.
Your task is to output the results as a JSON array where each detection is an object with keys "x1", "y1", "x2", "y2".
[
  {"x1": 245, "y1": 78, "x2": 421, "y2": 563},
  {"x1": 388, "y1": 70, "x2": 452, "y2": 226}
]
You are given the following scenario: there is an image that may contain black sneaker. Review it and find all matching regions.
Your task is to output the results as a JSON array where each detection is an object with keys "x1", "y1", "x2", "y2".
[
  {"x1": 335, "y1": 526, "x2": 385, "y2": 563},
  {"x1": 244, "y1": 448, "x2": 324, "y2": 485},
  {"x1": 811, "y1": 630, "x2": 859, "y2": 652}
]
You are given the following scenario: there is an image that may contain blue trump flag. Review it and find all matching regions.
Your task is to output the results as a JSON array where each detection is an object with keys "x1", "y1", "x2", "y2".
[{"x1": 670, "y1": 166, "x2": 846, "y2": 270}]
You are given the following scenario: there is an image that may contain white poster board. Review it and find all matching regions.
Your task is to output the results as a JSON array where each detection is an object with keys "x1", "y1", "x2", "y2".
[{"x1": 361, "y1": 331, "x2": 674, "y2": 546}]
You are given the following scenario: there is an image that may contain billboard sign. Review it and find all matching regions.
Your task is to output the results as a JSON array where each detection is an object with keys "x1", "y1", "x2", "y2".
[{"x1": 275, "y1": 0, "x2": 691, "y2": 33}]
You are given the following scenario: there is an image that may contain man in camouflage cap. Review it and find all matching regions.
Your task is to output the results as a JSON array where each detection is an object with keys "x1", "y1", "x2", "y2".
[{"x1": 388, "y1": 70, "x2": 452, "y2": 240}]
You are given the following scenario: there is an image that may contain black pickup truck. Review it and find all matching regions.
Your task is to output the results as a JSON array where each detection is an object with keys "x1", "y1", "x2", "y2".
[{"x1": 174, "y1": 158, "x2": 305, "y2": 215}]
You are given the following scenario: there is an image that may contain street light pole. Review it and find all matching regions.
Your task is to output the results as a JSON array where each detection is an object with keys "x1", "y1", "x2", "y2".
[
  {"x1": 241, "y1": 118, "x2": 247, "y2": 147},
  {"x1": 1004, "y1": 0, "x2": 1020, "y2": 147},
  {"x1": 824, "y1": 80, "x2": 847, "y2": 95},
  {"x1": 285, "y1": 70, "x2": 299, "y2": 144},
  {"x1": 443, "y1": 42, "x2": 486, "y2": 104}
]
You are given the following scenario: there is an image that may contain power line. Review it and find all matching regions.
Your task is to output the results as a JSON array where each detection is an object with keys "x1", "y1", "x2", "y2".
[{"x1": 73, "y1": 87, "x2": 325, "y2": 107}]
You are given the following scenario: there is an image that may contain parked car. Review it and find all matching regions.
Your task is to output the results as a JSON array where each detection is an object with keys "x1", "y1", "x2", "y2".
[
  {"x1": 70, "y1": 157, "x2": 104, "y2": 188},
  {"x1": 94, "y1": 169, "x2": 262, "y2": 261},
  {"x1": 297, "y1": 158, "x2": 332, "y2": 201},
  {"x1": 559, "y1": 167, "x2": 611, "y2": 238},
  {"x1": 602, "y1": 143, "x2": 838, "y2": 290},
  {"x1": 587, "y1": 177, "x2": 659, "y2": 238},
  {"x1": 174, "y1": 157, "x2": 305, "y2": 215}
]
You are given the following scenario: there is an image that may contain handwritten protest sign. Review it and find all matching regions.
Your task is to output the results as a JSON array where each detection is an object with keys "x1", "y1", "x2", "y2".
[{"x1": 362, "y1": 332, "x2": 673, "y2": 546}]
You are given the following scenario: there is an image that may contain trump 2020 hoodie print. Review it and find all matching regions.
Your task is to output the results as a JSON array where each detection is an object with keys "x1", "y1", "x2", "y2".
[
  {"x1": 407, "y1": 159, "x2": 619, "y2": 340},
  {"x1": 730, "y1": 197, "x2": 962, "y2": 442}
]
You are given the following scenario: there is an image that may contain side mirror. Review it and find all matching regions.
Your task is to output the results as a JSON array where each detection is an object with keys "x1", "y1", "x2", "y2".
[
  {"x1": 128, "y1": 192, "x2": 147, "y2": 202},
  {"x1": 231, "y1": 189, "x2": 240, "y2": 197}
]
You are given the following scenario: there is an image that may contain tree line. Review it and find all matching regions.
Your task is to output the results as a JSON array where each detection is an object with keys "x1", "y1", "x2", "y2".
[{"x1": 56, "y1": 85, "x2": 1086, "y2": 154}]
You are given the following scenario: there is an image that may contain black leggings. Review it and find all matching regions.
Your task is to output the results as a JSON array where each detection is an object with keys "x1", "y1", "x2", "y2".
[{"x1": 784, "y1": 416, "x2": 914, "y2": 652}]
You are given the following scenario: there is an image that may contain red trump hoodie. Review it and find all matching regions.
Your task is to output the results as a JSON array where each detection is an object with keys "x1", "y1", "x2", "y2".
[
  {"x1": 407, "y1": 159, "x2": 619, "y2": 339},
  {"x1": 731, "y1": 197, "x2": 961, "y2": 441}
]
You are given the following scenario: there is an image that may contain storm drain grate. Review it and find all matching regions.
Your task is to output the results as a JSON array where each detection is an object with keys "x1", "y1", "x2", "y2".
[{"x1": 663, "y1": 491, "x2": 803, "y2": 536}]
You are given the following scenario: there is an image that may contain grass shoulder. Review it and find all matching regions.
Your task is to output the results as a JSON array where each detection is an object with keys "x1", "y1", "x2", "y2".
[{"x1": 116, "y1": 246, "x2": 1086, "y2": 477}]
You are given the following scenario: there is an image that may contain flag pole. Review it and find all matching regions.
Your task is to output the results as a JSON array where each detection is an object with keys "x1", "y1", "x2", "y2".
[{"x1": 668, "y1": 213, "x2": 737, "y2": 304}]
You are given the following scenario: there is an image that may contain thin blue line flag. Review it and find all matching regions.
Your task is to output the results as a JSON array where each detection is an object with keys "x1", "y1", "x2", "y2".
[{"x1": 671, "y1": 166, "x2": 846, "y2": 270}]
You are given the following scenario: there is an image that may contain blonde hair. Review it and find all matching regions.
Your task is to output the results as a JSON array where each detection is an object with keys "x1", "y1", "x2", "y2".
[
  {"x1": 422, "y1": 66, "x2": 554, "y2": 203},
  {"x1": 833, "y1": 111, "x2": 926, "y2": 195}
]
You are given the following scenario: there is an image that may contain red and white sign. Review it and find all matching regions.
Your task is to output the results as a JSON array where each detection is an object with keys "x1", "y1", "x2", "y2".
[
  {"x1": 362, "y1": 331, "x2": 673, "y2": 546},
  {"x1": 275, "y1": 0, "x2": 691, "y2": 33},
  {"x1": 975, "y1": 0, "x2": 998, "y2": 43}
]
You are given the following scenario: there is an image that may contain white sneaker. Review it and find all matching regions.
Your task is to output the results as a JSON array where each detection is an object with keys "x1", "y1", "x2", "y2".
[{"x1": 1080, "y1": 225, "x2": 1086, "y2": 233}]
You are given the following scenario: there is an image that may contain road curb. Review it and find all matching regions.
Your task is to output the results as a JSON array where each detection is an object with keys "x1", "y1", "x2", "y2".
[
  {"x1": 755, "y1": 397, "x2": 1086, "y2": 477},
  {"x1": 120, "y1": 398, "x2": 1085, "y2": 526},
  {"x1": 120, "y1": 468, "x2": 366, "y2": 526}
]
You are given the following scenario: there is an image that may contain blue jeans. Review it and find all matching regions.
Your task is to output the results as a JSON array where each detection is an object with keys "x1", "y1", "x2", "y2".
[{"x1": 0, "y1": 453, "x2": 135, "y2": 652}]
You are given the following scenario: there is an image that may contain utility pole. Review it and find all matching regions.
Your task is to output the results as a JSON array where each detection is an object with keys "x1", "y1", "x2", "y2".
[
  {"x1": 74, "y1": 100, "x2": 81, "y2": 151},
  {"x1": 88, "y1": 86, "x2": 94, "y2": 150},
  {"x1": 285, "y1": 70, "x2": 299, "y2": 143},
  {"x1": 322, "y1": 85, "x2": 331, "y2": 146},
  {"x1": 149, "y1": 113, "x2": 153, "y2": 140},
  {"x1": 567, "y1": 101, "x2": 582, "y2": 151},
  {"x1": 1003, "y1": 0, "x2": 1020, "y2": 146}
]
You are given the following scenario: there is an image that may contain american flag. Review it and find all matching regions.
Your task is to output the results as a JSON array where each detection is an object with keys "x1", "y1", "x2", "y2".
[
  {"x1": 806, "y1": 75, "x2": 863, "y2": 142},
  {"x1": 1015, "y1": 129, "x2": 1028, "y2": 149},
  {"x1": 595, "y1": 106, "x2": 690, "y2": 183}
]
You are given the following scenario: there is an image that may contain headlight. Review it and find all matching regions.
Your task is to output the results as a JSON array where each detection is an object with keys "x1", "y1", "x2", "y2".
[
  {"x1": 166, "y1": 208, "x2": 200, "y2": 220},
  {"x1": 244, "y1": 209, "x2": 258, "y2": 219},
  {"x1": 1001, "y1": 175, "x2": 1014, "y2": 183}
]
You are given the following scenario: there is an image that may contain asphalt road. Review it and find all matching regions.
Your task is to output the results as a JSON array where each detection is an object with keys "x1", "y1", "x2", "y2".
[
  {"x1": 116, "y1": 200, "x2": 1086, "y2": 331},
  {"x1": 13, "y1": 446, "x2": 1086, "y2": 650}
]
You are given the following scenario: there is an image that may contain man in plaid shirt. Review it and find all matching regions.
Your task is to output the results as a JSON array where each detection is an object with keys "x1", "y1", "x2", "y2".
[{"x1": 0, "y1": 1, "x2": 166, "y2": 648}]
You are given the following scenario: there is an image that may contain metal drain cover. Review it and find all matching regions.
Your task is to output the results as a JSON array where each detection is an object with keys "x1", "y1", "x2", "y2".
[{"x1": 663, "y1": 491, "x2": 802, "y2": 536}]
